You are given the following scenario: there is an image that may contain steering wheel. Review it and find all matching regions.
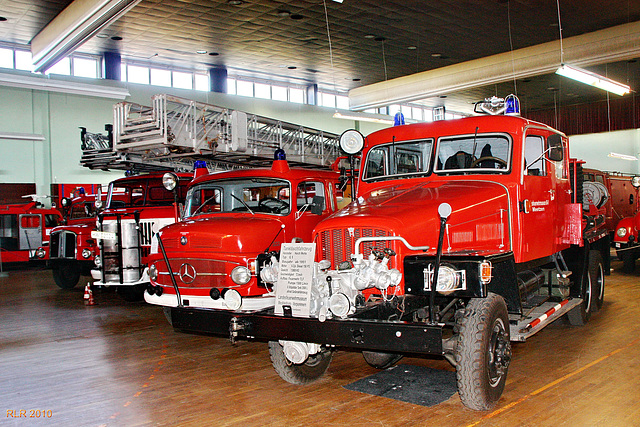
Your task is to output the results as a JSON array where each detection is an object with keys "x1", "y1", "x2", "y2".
[
  {"x1": 470, "y1": 156, "x2": 508, "y2": 169},
  {"x1": 258, "y1": 197, "x2": 289, "y2": 213}
]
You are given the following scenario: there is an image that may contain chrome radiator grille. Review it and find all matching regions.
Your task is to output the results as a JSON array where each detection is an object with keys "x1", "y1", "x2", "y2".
[
  {"x1": 49, "y1": 230, "x2": 76, "y2": 259},
  {"x1": 139, "y1": 221, "x2": 155, "y2": 246},
  {"x1": 317, "y1": 227, "x2": 396, "y2": 268}
]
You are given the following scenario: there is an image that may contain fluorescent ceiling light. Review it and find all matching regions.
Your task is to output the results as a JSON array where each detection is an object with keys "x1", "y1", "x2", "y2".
[
  {"x1": 31, "y1": 0, "x2": 142, "y2": 72},
  {"x1": 556, "y1": 64, "x2": 631, "y2": 96},
  {"x1": 608, "y1": 152, "x2": 638, "y2": 161},
  {"x1": 333, "y1": 111, "x2": 394, "y2": 125}
]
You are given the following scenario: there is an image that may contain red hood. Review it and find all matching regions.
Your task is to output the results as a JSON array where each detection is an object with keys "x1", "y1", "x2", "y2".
[
  {"x1": 316, "y1": 180, "x2": 510, "y2": 255},
  {"x1": 159, "y1": 214, "x2": 286, "y2": 254}
]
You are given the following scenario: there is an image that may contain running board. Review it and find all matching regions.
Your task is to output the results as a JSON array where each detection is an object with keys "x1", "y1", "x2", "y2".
[{"x1": 509, "y1": 298, "x2": 583, "y2": 342}]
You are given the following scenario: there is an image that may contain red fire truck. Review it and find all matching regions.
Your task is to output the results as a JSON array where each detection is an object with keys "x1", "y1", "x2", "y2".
[
  {"x1": 583, "y1": 168, "x2": 639, "y2": 234},
  {"x1": 145, "y1": 153, "x2": 345, "y2": 311},
  {"x1": 159, "y1": 96, "x2": 610, "y2": 410},
  {"x1": 90, "y1": 172, "x2": 191, "y2": 301},
  {"x1": 0, "y1": 200, "x2": 62, "y2": 265},
  {"x1": 612, "y1": 179, "x2": 640, "y2": 272},
  {"x1": 41, "y1": 190, "x2": 109, "y2": 288}
]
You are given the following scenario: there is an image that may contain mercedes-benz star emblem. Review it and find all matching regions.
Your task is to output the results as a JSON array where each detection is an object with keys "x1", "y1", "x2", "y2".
[{"x1": 179, "y1": 263, "x2": 197, "y2": 284}]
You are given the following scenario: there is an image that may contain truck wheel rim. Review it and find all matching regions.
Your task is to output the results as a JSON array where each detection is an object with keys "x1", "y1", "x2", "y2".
[{"x1": 488, "y1": 318, "x2": 511, "y2": 387}]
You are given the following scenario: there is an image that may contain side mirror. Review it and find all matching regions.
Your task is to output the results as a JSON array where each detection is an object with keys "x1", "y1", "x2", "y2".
[
  {"x1": 548, "y1": 134, "x2": 563, "y2": 162},
  {"x1": 310, "y1": 196, "x2": 324, "y2": 215}
]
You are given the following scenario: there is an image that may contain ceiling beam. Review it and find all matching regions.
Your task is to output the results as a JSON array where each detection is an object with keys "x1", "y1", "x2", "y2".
[
  {"x1": 0, "y1": 71, "x2": 130, "y2": 99},
  {"x1": 30, "y1": 0, "x2": 141, "y2": 72},
  {"x1": 349, "y1": 21, "x2": 640, "y2": 110}
]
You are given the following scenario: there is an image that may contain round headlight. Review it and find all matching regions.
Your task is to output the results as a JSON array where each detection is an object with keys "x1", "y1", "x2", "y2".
[
  {"x1": 329, "y1": 292, "x2": 351, "y2": 318},
  {"x1": 94, "y1": 255, "x2": 102, "y2": 268},
  {"x1": 149, "y1": 263, "x2": 158, "y2": 281},
  {"x1": 231, "y1": 265, "x2": 251, "y2": 285},
  {"x1": 162, "y1": 172, "x2": 179, "y2": 191},
  {"x1": 617, "y1": 227, "x2": 628, "y2": 238},
  {"x1": 436, "y1": 265, "x2": 460, "y2": 293},
  {"x1": 339, "y1": 129, "x2": 364, "y2": 155},
  {"x1": 61, "y1": 197, "x2": 71, "y2": 207},
  {"x1": 222, "y1": 288, "x2": 242, "y2": 310},
  {"x1": 95, "y1": 199, "x2": 103, "y2": 209},
  {"x1": 81, "y1": 248, "x2": 91, "y2": 259},
  {"x1": 36, "y1": 247, "x2": 46, "y2": 259},
  {"x1": 632, "y1": 176, "x2": 640, "y2": 188}
]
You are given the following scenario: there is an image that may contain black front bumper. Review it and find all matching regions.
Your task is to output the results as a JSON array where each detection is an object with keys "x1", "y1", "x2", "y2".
[{"x1": 170, "y1": 304, "x2": 444, "y2": 355}]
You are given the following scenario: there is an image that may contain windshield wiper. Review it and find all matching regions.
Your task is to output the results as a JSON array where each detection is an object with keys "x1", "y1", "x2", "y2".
[
  {"x1": 190, "y1": 194, "x2": 219, "y2": 216},
  {"x1": 231, "y1": 194, "x2": 255, "y2": 215}
]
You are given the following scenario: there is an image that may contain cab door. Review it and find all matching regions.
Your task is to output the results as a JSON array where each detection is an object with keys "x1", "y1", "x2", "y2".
[
  {"x1": 520, "y1": 133, "x2": 558, "y2": 261},
  {"x1": 293, "y1": 180, "x2": 334, "y2": 242},
  {"x1": 19, "y1": 214, "x2": 42, "y2": 252}
]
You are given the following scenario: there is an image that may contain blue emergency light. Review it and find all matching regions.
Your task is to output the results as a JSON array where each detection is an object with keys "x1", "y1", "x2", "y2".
[
  {"x1": 394, "y1": 112, "x2": 405, "y2": 126},
  {"x1": 505, "y1": 94, "x2": 521, "y2": 116},
  {"x1": 274, "y1": 148, "x2": 286, "y2": 160},
  {"x1": 194, "y1": 160, "x2": 207, "y2": 170}
]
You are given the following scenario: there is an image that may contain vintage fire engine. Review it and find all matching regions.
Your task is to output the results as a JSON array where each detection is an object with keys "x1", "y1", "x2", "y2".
[
  {"x1": 612, "y1": 179, "x2": 640, "y2": 272},
  {"x1": 159, "y1": 96, "x2": 610, "y2": 410},
  {"x1": 90, "y1": 172, "x2": 191, "y2": 300},
  {"x1": 41, "y1": 190, "x2": 109, "y2": 288},
  {"x1": 583, "y1": 168, "x2": 640, "y2": 234},
  {"x1": 145, "y1": 153, "x2": 345, "y2": 311},
  {"x1": 0, "y1": 200, "x2": 62, "y2": 264}
]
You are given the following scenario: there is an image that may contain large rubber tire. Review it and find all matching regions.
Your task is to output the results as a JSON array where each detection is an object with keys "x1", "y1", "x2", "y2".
[
  {"x1": 455, "y1": 293, "x2": 511, "y2": 411},
  {"x1": 362, "y1": 351, "x2": 403, "y2": 370},
  {"x1": 567, "y1": 251, "x2": 600, "y2": 325},
  {"x1": 117, "y1": 284, "x2": 146, "y2": 302},
  {"x1": 52, "y1": 262, "x2": 81, "y2": 289},
  {"x1": 268, "y1": 341, "x2": 333, "y2": 385},
  {"x1": 621, "y1": 250, "x2": 635, "y2": 273},
  {"x1": 590, "y1": 251, "x2": 605, "y2": 312}
]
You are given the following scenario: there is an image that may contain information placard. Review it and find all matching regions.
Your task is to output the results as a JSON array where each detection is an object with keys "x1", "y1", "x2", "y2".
[{"x1": 274, "y1": 243, "x2": 316, "y2": 317}]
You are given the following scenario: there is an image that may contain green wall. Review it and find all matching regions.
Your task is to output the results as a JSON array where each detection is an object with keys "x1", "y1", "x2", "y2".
[
  {"x1": 0, "y1": 72, "x2": 385, "y2": 203},
  {"x1": 569, "y1": 129, "x2": 640, "y2": 174}
]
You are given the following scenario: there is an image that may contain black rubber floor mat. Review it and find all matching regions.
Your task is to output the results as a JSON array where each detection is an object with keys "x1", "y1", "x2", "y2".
[{"x1": 343, "y1": 364, "x2": 458, "y2": 407}]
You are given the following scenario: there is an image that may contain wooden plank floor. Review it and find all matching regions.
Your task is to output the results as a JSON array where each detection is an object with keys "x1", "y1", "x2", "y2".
[{"x1": 2, "y1": 257, "x2": 639, "y2": 426}]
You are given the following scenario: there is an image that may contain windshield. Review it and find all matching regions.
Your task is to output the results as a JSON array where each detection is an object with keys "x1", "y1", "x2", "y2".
[
  {"x1": 435, "y1": 134, "x2": 511, "y2": 173},
  {"x1": 106, "y1": 178, "x2": 187, "y2": 208},
  {"x1": 69, "y1": 201, "x2": 98, "y2": 220},
  {"x1": 363, "y1": 139, "x2": 434, "y2": 181},
  {"x1": 184, "y1": 178, "x2": 291, "y2": 218}
]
